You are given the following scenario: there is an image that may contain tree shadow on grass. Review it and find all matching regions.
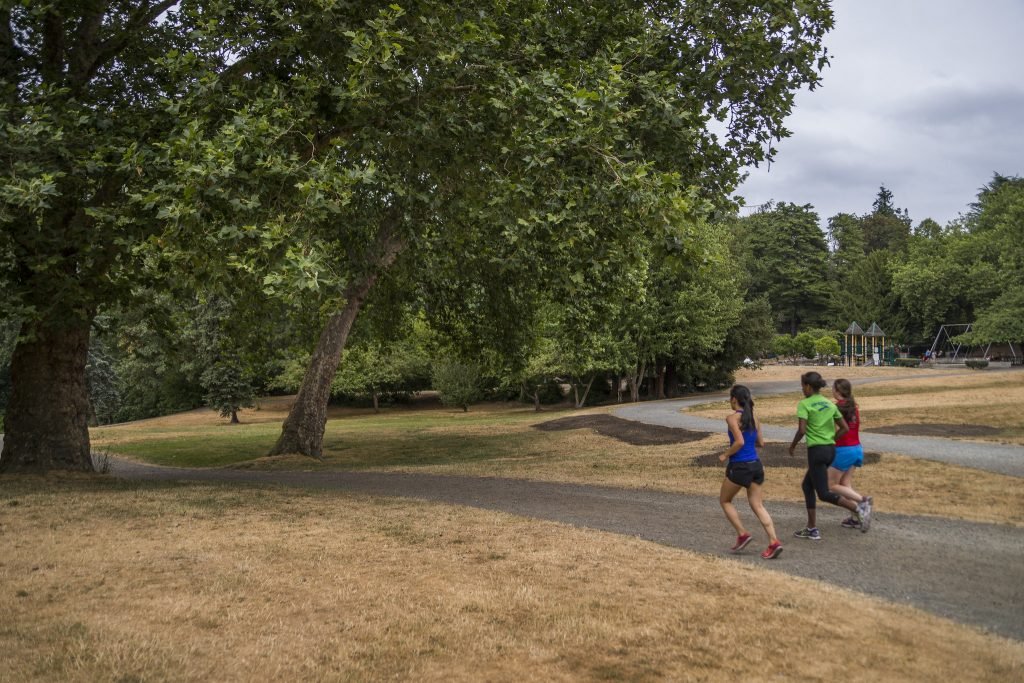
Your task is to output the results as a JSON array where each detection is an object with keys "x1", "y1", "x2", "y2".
[{"x1": 533, "y1": 414, "x2": 710, "y2": 446}]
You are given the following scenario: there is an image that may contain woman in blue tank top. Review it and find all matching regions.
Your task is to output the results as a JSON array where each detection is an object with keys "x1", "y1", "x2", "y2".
[{"x1": 719, "y1": 385, "x2": 782, "y2": 559}]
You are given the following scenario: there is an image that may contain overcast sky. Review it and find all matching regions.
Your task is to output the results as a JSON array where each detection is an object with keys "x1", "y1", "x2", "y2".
[{"x1": 734, "y1": 0, "x2": 1024, "y2": 228}]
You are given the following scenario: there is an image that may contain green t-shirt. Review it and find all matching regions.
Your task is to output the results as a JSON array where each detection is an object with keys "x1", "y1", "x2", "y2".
[{"x1": 797, "y1": 394, "x2": 842, "y2": 446}]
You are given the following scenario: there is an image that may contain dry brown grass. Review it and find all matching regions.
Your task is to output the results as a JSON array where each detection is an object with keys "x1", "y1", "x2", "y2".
[
  {"x1": 733, "y1": 363, "x2": 964, "y2": 382},
  {"x1": 2, "y1": 479, "x2": 1021, "y2": 682}
]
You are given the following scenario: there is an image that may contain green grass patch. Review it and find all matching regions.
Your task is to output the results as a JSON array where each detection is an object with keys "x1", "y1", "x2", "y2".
[
  {"x1": 322, "y1": 427, "x2": 554, "y2": 469},
  {"x1": 92, "y1": 423, "x2": 281, "y2": 467},
  {"x1": 92, "y1": 408, "x2": 556, "y2": 469}
]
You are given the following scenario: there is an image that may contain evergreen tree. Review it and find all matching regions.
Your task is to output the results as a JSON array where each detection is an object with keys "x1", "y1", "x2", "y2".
[
  {"x1": 741, "y1": 203, "x2": 832, "y2": 335},
  {"x1": 863, "y1": 185, "x2": 912, "y2": 252}
]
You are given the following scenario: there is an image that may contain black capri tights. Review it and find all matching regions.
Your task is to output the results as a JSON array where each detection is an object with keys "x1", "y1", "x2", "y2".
[{"x1": 802, "y1": 445, "x2": 843, "y2": 509}]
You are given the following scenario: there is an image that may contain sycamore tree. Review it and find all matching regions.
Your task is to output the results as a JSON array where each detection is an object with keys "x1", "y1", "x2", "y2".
[
  {"x1": 0, "y1": 1, "x2": 197, "y2": 471},
  {"x1": 155, "y1": 1, "x2": 831, "y2": 458},
  {"x1": 295, "y1": 0, "x2": 832, "y2": 455},
  {"x1": 1, "y1": 0, "x2": 834, "y2": 468}
]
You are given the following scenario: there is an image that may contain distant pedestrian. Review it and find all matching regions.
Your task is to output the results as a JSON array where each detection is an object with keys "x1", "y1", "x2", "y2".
[
  {"x1": 788, "y1": 372, "x2": 862, "y2": 540},
  {"x1": 829, "y1": 379, "x2": 873, "y2": 532},
  {"x1": 719, "y1": 385, "x2": 783, "y2": 559}
]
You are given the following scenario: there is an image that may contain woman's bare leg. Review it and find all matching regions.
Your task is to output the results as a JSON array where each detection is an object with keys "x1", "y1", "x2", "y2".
[
  {"x1": 720, "y1": 478, "x2": 747, "y2": 536},
  {"x1": 747, "y1": 482, "x2": 778, "y2": 543},
  {"x1": 828, "y1": 467, "x2": 863, "y2": 503}
]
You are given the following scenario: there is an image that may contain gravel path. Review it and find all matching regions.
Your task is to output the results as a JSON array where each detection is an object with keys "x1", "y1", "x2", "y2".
[
  {"x1": 110, "y1": 458, "x2": 1024, "y2": 641},
  {"x1": 613, "y1": 375, "x2": 1024, "y2": 478}
]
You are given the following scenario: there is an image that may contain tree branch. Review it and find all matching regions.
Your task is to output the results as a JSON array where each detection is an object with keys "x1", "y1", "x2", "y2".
[
  {"x1": 0, "y1": 8, "x2": 22, "y2": 100},
  {"x1": 68, "y1": 3, "x2": 106, "y2": 86},
  {"x1": 69, "y1": 0, "x2": 178, "y2": 90},
  {"x1": 40, "y1": 8, "x2": 66, "y2": 84}
]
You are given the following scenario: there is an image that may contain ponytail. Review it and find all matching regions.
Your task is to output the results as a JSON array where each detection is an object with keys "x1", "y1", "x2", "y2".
[
  {"x1": 801, "y1": 371, "x2": 828, "y2": 392},
  {"x1": 730, "y1": 385, "x2": 755, "y2": 432},
  {"x1": 833, "y1": 378, "x2": 857, "y2": 423}
]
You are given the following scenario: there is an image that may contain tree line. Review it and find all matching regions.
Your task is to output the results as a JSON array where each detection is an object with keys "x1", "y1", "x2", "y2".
[
  {"x1": 733, "y1": 178, "x2": 1024, "y2": 354},
  {"x1": 8, "y1": 3, "x2": 1019, "y2": 474}
]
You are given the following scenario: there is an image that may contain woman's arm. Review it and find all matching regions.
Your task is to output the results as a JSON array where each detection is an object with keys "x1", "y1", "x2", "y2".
[
  {"x1": 720, "y1": 413, "x2": 745, "y2": 462},
  {"x1": 834, "y1": 415, "x2": 849, "y2": 441},
  {"x1": 788, "y1": 418, "x2": 807, "y2": 456},
  {"x1": 755, "y1": 415, "x2": 765, "y2": 448}
]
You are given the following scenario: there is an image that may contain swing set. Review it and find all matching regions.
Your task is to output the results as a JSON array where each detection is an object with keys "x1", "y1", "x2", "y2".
[{"x1": 928, "y1": 323, "x2": 1022, "y2": 364}]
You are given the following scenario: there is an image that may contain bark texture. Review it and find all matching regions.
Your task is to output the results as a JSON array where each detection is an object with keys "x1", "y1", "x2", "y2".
[
  {"x1": 269, "y1": 234, "x2": 403, "y2": 458},
  {"x1": 0, "y1": 318, "x2": 94, "y2": 473},
  {"x1": 269, "y1": 286, "x2": 369, "y2": 458}
]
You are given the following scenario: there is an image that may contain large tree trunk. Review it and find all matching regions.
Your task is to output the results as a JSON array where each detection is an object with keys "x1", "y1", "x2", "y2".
[
  {"x1": 0, "y1": 317, "x2": 94, "y2": 473},
  {"x1": 269, "y1": 233, "x2": 403, "y2": 458},
  {"x1": 664, "y1": 361, "x2": 680, "y2": 397}
]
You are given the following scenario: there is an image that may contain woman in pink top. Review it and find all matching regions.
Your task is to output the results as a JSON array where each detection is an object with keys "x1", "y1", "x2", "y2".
[{"x1": 828, "y1": 379, "x2": 873, "y2": 532}]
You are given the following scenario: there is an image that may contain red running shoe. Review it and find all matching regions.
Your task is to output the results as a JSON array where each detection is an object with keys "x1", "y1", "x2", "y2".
[
  {"x1": 761, "y1": 541, "x2": 783, "y2": 560},
  {"x1": 731, "y1": 532, "x2": 753, "y2": 552}
]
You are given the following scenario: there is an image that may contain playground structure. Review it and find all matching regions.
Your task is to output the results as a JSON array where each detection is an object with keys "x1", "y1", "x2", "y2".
[
  {"x1": 928, "y1": 324, "x2": 1022, "y2": 364},
  {"x1": 841, "y1": 321, "x2": 897, "y2": 366}
]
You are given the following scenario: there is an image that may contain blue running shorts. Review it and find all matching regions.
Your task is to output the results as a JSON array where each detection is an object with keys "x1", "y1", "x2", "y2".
[{"x1": 832, "y1": 445, "x2": 864, "y2": 472}]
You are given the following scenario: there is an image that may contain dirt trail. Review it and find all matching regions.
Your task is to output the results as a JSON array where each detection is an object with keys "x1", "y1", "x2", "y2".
[{"x1": 111, "y1": 458, "x2": 1024, "y2": 641}]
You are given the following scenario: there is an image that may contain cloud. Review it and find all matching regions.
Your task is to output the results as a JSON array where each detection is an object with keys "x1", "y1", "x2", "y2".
[
  {"x1": 892, "y1": 86, "x2": 1024, "y2": 131},
  {"x1": 735, "y1": 0, "x2": 1024, "y2": 227}
]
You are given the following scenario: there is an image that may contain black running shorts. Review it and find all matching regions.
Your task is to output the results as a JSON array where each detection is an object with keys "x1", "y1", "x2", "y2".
[{"x1": 726, "y1": 460, "x2": 765, "y2": 488}]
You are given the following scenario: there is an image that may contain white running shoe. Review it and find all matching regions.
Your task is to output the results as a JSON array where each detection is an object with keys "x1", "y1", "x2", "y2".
[{"x1": 858, "y1": 499, "x2": 872, "y2": 533}]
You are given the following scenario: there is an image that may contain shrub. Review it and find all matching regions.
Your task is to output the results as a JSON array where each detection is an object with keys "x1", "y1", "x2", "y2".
[
  {"x1": 814, "y1": 336, "x2": 841, "y2": 359},
  {"x1": 894, "y1": 358, "x2": 921, "y2": 368},
  {"x1": 793, "y1": 331, "x2": 817, "y2": 359},
  {"x1": 431, "y1": 360, "x2": 482, "y2": 411},
  {"x1": 771, "y1": 335, "x2": 795, "y2": 358},
  {"x1": 965, "y1": 359, "x2": 989, "y2": 370}
]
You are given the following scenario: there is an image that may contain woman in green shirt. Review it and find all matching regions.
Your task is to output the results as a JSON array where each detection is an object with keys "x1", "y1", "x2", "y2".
[{"x1": 788, "y1": 372, "x2": 860, "y2": 540}]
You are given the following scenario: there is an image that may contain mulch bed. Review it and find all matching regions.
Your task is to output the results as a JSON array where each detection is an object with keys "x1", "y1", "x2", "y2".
[
  {"x1": 533, "y1": 415, "x2": 710, "y2": 446},
  {"x1": 866, "y1": 423, "x2": 1002, "y2": 438},
  {"x1": 534, "y1": 415, "x2": 886, "y2": 467},
  {"x1": 690, "y1": 443, "x2": 882, "y2": 469}
]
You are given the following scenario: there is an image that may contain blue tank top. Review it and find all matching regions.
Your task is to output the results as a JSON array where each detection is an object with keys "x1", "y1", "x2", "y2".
[{"x1": 728, "y1": 411, "x2": 759, "y2": 463}]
